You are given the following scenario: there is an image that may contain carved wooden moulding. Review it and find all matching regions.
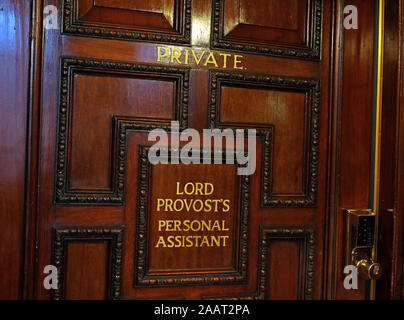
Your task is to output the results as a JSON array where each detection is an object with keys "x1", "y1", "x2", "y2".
[
  {"x1": 208, "y1": 71, "x2": 321, "y2": 208},
  {"x1": 211, "y1": 0, "x2": 323, "y2": 60}
]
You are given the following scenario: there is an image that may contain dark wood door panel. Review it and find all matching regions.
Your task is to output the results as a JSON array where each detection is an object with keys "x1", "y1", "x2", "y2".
[
  {"x1": 62, "y1": 0, "x2": 191, "y2": 43},
  {"x1": 119, "y1": 134, "x2": 319, "y2": 299},
  {"x1": 204, "y1": 227, "x2": 316, "y2": 300},
  {"x1": 224, "y1": 0, "x2": 307, "y2": 44},
  {"x1": 56, "y1": 57, "x2": 190, "y2": 204},
  {"x1": 52, "y1": 227, "x2": 124, "y2": 300},
  {"x1": 94, "y1": 0, "x2": 166, "y2": 12},
  {"x1": 135, "y1": 147, "x2": 250, "y2": 287},
  {"x1": 0, "y1": 0, "x2": 31, "y2": 299}
]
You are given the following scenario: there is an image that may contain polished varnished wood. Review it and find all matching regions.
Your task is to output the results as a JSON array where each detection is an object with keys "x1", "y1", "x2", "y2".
[
  {"x1": 63, "y1": 0, "x2": 191, "y2": 43},
  {"x1": 64, "y1": 241, "x2": 109, "y2": 300},
  {"x1": 392, "y1": 0, "x2": 404, "y2": 300},
  {"x1": 0, "y1": 0, "x2": 31, "y2": 299},
  {"x1": 219, "y1": 84, "x2": 307, "y2": 194},
  {"x1": 212, "y1": 0, "x2": 322, "y2": 60},
  {"x1": 376, "y1": 0, "x2": 399, "y2": 300},
  {"x1": 224, "y1": 0, "x2": 307, "y2": 44},
  {"x1": 69, "y1": 70, "x2": 177, "y2": 190},
  {"x1": 330, "y1": 0, "x2": 377, "y2": 300},
  {"x1": 0, "y1": 0, "x2": 392, "y2": 300},
  {"x1": 32, "y1": 0, "x2": 331, "y2": 300}
]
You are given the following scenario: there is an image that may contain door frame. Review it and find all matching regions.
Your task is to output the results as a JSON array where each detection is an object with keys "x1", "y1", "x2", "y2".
[{"x1": 21, "y1": 0, "x2": 403, "y2": 300}]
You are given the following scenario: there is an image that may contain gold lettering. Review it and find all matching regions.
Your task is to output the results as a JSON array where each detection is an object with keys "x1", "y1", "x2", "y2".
[
  {"x1": 157, "y1": 46, "x2": 244, "y2": 71},
  {"x1": 211, "y1": 220, "x2": 220, "y2": 231},
  {"x1": 190, "y1": 220, "x2": 201, "y2": 231},
  {"x1": 200, "y1": 236, "x2": 211, "y2": 247},
  {"x1": 221, "y1": 235, "x2": 229, "y2": 247},
  {"x1": 211, "y1": 236, "x2": 220, "y2": 247},
  {"x1": 174, "y1": 220, "x2": 181, "y2": 231},
  {"x1": 204, "y1": 199, "x2": 212, "y2": 212},
  {"x1": 183, "y1": 220, "x2": 190, "y2": 232},
  {"x1": 221, "y1": 220, "x2": 229, "y2": 231},
  {"x1": 212, "y1": 199, "x2": 220, "y2": 212},
  {"x1": 184, "y1": 182, "x2": 194, "y2": 195},
  {"x1": 165, "y1": 220, "x2": 174, "y2": 231},
  {"x1": 186, "y1": 236, "x2": 193, "y2": 247},
  {"x1": 201, "y1": 220, "x2": 211, "y2": 231},
  {"x1": 195, "y1": 183, "x2": 203, "y2": 195},
  {"x1": 165, "y1": 199, "x2": 173, "y2": 211},
  {"x1": 154, "y1": 235, "x2": 231, "y2": 248},
  {"x1": 184, "y1": 199, "x2": 192, "y2": 211},
  {"x1": 155, "y1": 182, "x2": 232, "y2": 249}
]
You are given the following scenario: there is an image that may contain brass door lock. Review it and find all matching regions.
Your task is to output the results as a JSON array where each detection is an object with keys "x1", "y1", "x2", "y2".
[{"x1": 344, "y1": 209, "x2": 382, "y2": 280}]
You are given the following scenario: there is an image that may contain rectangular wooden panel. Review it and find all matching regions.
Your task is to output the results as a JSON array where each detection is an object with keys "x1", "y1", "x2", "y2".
[
  {"x1": 239, "y1": 0, "x2": 300, "y2": 30},
  {"x1": 64, "y1": 242, "x2": 109, "y2": 300},
  {"x1": 63, "y1": 0, "x2": 191, "y2": 44},
  {"x1": 148, "y1": 164, "x2": 237, "y2": 272},
  {"x1": 52, "y1": 227, "x2": 123, "y2": 300},
  {"x1": 212, "y1": 0, "x2": 322, "y2": 60},
  {"x1": 69, "y1": 72, "x2": 175, "y2": 190},
  {"x1": 55, "y1": 57, "x2": 190, "y2": 205}
]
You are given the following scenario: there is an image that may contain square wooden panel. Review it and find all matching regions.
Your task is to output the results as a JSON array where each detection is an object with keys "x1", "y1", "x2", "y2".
[
  {"x1": 202, "y1": 227, "x2": 315, "y2": 300},
  {"x1": 135, "y1": 146, "x2": 250, "y2": 287},
  {"x1": 62, "y1": 0, "x2": 191, "y2": 44},
  {"x1": 211, "y1": 0, "x2": 322, "y2": 60}
]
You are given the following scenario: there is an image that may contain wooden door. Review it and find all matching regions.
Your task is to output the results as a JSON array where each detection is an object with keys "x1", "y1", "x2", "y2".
[{"x1": 23, "y1": 0, "x2": 380, "y2": 299}]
